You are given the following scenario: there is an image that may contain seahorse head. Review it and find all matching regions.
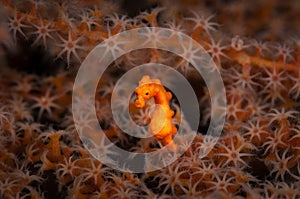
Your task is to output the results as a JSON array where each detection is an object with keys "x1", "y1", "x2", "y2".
[{"x1": 135, "y1": 76, "x2": 161, "y2": 108}]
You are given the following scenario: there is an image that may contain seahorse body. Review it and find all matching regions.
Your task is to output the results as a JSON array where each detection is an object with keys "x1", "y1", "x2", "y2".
[{"x1": 135, "y1": 76, "x2": 177, "y2": 149}]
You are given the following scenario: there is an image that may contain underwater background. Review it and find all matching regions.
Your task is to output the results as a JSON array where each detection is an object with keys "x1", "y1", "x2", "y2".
[{"x1": 0, "y1": 0, "x2": 300, "y2": 198}]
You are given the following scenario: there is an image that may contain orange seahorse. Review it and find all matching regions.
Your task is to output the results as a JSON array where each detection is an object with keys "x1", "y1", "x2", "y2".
[{"x1": 135, "y1": 75, "x2": 178, "y2": 150}]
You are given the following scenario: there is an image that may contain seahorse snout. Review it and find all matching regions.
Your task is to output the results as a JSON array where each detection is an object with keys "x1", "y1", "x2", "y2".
[{"x1": 135, "y1": 96, "x2": 145, "y2": 108}]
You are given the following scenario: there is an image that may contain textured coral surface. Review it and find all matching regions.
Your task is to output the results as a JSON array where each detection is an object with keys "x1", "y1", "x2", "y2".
[{"x1": 0, "y1": 0, "x2": 300, "y2": 198}]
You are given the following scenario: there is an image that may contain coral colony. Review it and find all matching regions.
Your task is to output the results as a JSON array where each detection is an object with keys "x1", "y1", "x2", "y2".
[{"x1": 0, "y1": 0, "x2": 300, "y2": 198}]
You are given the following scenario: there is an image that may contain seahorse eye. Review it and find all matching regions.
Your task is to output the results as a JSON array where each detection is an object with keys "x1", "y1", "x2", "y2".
[{"x1": 145, "y1": 92, "x2": 149, "y2": 96}]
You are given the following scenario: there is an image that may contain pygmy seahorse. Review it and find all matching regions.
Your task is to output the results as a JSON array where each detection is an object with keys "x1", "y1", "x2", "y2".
[{"x1": 135, "y1": 75, "x2": 177, "y2": 150}]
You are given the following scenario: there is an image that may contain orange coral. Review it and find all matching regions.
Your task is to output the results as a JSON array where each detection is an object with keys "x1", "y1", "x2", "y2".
[{"x1": 0, "y1": 0, "x2": 300, "y2": 198}]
